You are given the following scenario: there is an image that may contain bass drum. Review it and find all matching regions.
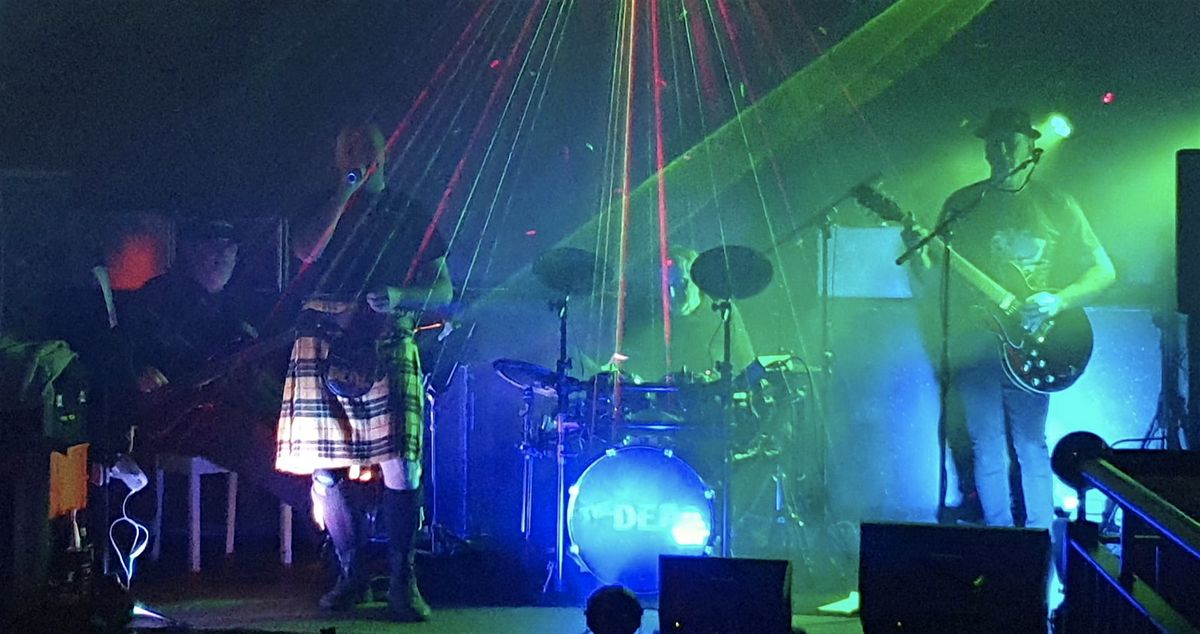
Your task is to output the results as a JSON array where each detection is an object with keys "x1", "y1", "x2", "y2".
[{"x1": 567, "y1": 446, "x2": 714, "y2": 594}]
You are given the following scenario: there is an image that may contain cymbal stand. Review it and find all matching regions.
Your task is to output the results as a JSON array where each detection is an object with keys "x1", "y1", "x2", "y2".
[
  {"x1": 714, "y1": 298, "x2": 734, "y2": 557},
  {"x1": 549, "y1": 296, "x2": 573, "y2": 592},
  {"x1": 518, "y1": 386, "x2": 537, "y2": 541}
]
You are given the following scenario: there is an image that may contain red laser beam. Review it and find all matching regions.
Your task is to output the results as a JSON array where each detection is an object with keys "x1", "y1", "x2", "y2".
[
  {"x1": 405, "y1": 0, "x2": 548, "y2": 287},
  {"x1": 685, "y1": 0, "x2": 720, "y2": 107},
  {"x1": 386, "y1": 0, "x2": 497, "y2": 158},
  {"x1": 613, "y1": 0, "x2": 642, "y2": 422}
]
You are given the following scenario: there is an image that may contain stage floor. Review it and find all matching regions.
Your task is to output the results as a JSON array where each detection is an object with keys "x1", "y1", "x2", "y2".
[{"x1": 129, "y1": 566, "x2": 862, "y2": 633}]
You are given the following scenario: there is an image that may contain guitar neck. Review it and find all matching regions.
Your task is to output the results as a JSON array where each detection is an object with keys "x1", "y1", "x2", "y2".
[
  {"x1": 928, "y1": 235, "x2": 1019, "y2": 311},
  {"x1": 851, "y1": 188, "x2": 1021, "y2": 312}
]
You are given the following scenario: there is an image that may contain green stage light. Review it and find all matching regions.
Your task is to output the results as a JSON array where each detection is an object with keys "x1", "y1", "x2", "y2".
[{"x1": 1048, "y1": 114, "x2": 1073, "y2": 138}]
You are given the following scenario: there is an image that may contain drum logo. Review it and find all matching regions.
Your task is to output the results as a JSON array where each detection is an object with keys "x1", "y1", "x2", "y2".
[{"x1": 575, "y1": 502, "x2": 710, "y2": 545}]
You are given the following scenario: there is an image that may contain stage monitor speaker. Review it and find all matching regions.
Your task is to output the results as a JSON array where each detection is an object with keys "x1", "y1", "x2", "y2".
[
  {"x1": 659, "y1": 555, "x2": 792, "y2": 633},
  {"x1": 859, "y1": 522, "x2": 1050, "y2": 633},
  {"x1": 1178, "y1": 149, "x2": 1200, "y2": 315}
]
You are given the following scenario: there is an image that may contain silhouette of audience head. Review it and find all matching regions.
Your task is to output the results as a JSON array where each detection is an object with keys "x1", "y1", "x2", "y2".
[{"x1": 585, "y1": 584, "x2": 643, "y2": 634}]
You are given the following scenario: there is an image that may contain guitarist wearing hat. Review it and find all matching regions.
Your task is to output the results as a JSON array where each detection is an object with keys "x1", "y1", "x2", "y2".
[{"x1": 902, "y1": 108, "x2": 1115, "y2": 529}]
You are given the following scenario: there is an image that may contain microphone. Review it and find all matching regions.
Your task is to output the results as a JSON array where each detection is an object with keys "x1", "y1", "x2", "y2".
[
  {"x1": 1021, "y1": 148, "x2": 1045, "y2": 168},
  {"x1": 1006, "y1": 148, "x2": 1045, "y2": 178}
]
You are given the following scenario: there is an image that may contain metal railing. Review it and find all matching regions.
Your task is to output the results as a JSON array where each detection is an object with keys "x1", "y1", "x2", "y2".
[{"x1": 1052, "y1": 432, "x2": 1200, "y2": 633}]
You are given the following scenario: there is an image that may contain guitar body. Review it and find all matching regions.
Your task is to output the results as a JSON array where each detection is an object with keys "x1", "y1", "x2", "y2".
[
  {"x1": 852, "y1": 185, "x2": 1095, "y2": 394},
  {"x1": 968, "y1": 258, "x2": 1094, "y2": 395},
  {"x1": 986, "y1": 302, "x2": 1093, "y2": 394}
]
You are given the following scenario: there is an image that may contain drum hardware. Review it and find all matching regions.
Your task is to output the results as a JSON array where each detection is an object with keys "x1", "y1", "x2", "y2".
[
  {"x1": 492, "y1": 358, "x2": 592, "y2": 543},
  {"x1": 494, "y1": 357, "x2": 584, "y2": 399},
  {"x1": 533, "y1": 247, "x2": 605, "y2": 593},
  {"x1": 731, "y1": 434, "x2": 810, "y2": 561},
  {"x1": 497, "y1": 245, "x2": 797, "y2": 591},
  {"x1": 729, "y1": 356, "x2": 823, "y2": 578},
  {"x1": 689, "y1": 245, "x2": 774, "y2": 557},
  {"x1": 518, "y1": 386, "x2": 537, "y2": 541}
]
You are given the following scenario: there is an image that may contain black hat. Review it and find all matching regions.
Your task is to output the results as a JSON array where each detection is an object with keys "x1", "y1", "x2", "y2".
[
  {"x1": 974, "y1": 108, "x2": 1041, "y2": 140},
  {"x1": 179, "y1": 219, "x2": 239, "y2": 244}
]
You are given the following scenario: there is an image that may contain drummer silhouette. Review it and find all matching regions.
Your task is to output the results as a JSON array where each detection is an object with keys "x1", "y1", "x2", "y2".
[{"x1": 616, "y1": 245, "x2": 755, "y2": 383}]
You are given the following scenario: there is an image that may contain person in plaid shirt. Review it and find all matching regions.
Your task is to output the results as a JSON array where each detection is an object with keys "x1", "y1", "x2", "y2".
[{"x1": 275, "y1": 123, "x2": 451, "y2": 622}]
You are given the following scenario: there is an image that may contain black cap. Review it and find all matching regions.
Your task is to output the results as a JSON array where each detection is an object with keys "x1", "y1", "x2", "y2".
[
  {"x1": 179, "y1": 220, "x2": 239, "y2": 244},
  {"x1": 974, "y1": 108, "x2": 1041, "y2": 140}
]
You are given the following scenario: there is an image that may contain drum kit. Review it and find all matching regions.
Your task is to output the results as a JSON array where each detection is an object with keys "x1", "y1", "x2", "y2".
[{"x1": 492, "y1": 245, "x2": 808, "y2": 594}]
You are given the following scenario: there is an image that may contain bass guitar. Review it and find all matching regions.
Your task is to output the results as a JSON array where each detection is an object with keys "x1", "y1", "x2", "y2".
[
  {"x1": 137, "y1": 328, "x2": 296, "y2": 437},
  {"x1": 852, "y1": 185, "x2": 1093, "y2": 394}
]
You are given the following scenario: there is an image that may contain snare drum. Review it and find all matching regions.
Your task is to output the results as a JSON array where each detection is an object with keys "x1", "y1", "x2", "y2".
[{"x1": 566, "y1": 446, "x2": 714, "y2": 594}]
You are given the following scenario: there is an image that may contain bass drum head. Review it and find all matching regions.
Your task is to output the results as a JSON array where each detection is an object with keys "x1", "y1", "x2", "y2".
[{"x1": 567, "y1": 446, "x2": 714, "y2": 594}]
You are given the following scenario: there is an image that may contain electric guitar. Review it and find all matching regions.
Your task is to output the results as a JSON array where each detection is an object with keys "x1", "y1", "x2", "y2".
[
  {"x1": 137, "y1": 328, "x2": 296, "y2": 435},
  {"x1": 852, "y1": 185, "x2": 1093, "y2": 394}
]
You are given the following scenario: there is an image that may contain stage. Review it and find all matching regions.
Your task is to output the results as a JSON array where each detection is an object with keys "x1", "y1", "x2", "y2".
[{"x1": 128, "y1": 560, "x2": 861, "y2": 633}]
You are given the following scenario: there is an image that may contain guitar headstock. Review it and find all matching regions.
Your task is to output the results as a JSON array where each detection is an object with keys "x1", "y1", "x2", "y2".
[{"x1": 851, "y1": 185, "x2": 913, "y2": 227}]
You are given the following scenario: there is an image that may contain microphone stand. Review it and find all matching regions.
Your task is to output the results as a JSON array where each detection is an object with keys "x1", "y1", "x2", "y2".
[
  {"x1": 775, "y1": 178, "x2": 876, "y2": 497},
  {"x1": 895, "y1": 187, "x2": 984, "y2": 523}
]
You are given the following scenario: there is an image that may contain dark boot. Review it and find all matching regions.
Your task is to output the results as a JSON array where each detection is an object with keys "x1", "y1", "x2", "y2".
[
  {"x1": 383, "y1": 487, "x2": 431, "y2": 622},
  {"x1": 316, "y1": 477, "x2": 369, "y2": 611}
]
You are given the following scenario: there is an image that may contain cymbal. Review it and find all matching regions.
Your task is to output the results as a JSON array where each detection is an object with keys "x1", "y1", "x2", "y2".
[
  {"x1": 690, "y1": 245, "x2": 773, "y2": 300},
  {"x1": 533, "y1": 247, "x2": 600, "y2": 295},
  {"x1": 493, "y1": 358, "x2": 582, "y2": 397}
]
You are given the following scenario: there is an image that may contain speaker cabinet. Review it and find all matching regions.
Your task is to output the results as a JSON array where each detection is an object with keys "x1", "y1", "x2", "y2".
[
  {"x1": 859, "y1": 522, "x2": 1050, "y2": 633},
  {"x1": 659, "y1": 555, "x2": 792, "y2": 633}
]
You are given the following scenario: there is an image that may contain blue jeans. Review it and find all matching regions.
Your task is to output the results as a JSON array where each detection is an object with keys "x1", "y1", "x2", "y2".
[{"x1": 951, "y1": 361, "x2": 1054, "y2": 528}]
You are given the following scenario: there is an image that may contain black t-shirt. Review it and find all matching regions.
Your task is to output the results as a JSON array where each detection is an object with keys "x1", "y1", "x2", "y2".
[
  {"x1": 302, "y1": 187, "x2": 447, "y2": 299},
  {"x1": 940, "y1": 180, "x2": 1099, "y2": 292},
  {"x1": 129, "y1": 272, "x2": 254, "y2": 379},
  {"x1": 937, "y1": 179, "x2": 1102, "y2": 364}
]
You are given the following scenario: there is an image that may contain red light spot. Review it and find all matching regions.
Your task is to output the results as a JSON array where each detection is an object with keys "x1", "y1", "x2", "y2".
[
  {"x1": 106, "y1": 232, "x2": 168, "y2": 290},
  {"x1": 525, "y1": 229, "x2": 537, "y2": 236},
  {"x1": 489, "y1": 59, "x2": 502, "y2": 69},
  {"x1": 1102, "y1": 91, "x2": 1115, "y2": 104}
]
